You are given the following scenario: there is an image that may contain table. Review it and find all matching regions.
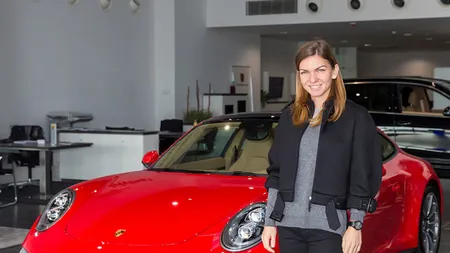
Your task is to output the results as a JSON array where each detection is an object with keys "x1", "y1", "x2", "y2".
[{"x1": 0, "y1": 142, "x2": 93, "y2": 197}]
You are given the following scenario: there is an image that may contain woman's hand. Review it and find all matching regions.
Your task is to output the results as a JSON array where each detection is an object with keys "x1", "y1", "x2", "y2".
[
  {"x1": 261, "y1": 226, "x2": 277, "y2": 253},
  {"x1": 342, "y1": 226, "x2": 362, "y2": 253}
]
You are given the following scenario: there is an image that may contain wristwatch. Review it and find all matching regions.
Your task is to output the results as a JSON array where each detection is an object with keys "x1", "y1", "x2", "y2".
[{"x1": 348, "y1": 220, "x2": 363, "y2": 230}]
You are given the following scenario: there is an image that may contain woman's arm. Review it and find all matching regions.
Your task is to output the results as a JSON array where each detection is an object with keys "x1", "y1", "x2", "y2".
[{"x1": 346, "y1": 107, "x2": 383, "y2": 213}]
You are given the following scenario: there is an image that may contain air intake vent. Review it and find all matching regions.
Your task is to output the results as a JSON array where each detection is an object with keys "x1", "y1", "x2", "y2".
[{"x1": 246, "y1": 0, "x2": 298, "y2": 15}]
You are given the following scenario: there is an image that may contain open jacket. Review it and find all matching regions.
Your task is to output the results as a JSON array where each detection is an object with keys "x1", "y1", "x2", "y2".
[{"x1": 265, "y1": 98, "x2": 383, "y2": 227}]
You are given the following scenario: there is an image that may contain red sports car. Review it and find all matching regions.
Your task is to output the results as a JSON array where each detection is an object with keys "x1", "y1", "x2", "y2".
[{"x1": 21, "y1": 112, "x2": 442, "y2": 253}]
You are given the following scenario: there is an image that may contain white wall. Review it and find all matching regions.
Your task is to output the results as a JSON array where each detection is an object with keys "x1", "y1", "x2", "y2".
[
  {"x1": 175, "y1": 0, "x2": 261, "y2": 118},
  {"x1": 207, "y1": 0, "x2": 450, "y2": 27},
  {"x1": 0, "y1": 0, "x2": 154, "y2": 137},
  {"x1": 358, "y1": 50, "x2": 450, "y2": 78}
]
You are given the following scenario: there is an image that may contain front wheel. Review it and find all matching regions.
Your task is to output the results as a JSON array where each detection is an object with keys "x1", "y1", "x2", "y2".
[{"x1": 419, "y1": 186, "x2": 441, "y2": 253}]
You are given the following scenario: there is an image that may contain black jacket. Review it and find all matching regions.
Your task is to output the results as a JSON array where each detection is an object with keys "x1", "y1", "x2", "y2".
[{"x1": 265, "y1": 98, "x2": 383, "y2": 228}]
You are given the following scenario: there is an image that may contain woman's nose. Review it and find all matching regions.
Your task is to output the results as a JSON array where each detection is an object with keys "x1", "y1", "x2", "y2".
[{"x1": 309, "y1": 72, "x2": 318, "y2": 82}]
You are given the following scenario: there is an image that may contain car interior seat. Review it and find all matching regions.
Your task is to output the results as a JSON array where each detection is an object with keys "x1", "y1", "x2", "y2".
[
  {"x1": 405, "y1": 88, "x2": 430, "y2": 112},
  {"x1": 228, "y1": 122, "x2": 273, "y2": 174}
]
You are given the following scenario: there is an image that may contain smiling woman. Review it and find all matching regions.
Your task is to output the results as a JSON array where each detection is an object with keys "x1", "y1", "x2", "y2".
[{"x1": 150, "y1": 119, "x2": 278, "y2": 175}]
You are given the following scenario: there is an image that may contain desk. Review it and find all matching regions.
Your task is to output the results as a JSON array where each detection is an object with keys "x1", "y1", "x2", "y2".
[{"x1": 0, "y1": 142, "x2": 92, "y2": 196}]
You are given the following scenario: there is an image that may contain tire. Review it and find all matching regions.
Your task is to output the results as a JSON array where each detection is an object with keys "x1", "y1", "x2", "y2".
[{"x1": 418, "y1": 185, "x2": 441, "y2": 253}]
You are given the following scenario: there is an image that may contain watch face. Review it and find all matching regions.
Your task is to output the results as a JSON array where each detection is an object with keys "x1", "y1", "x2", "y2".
[
  {"x1": 353, "y1": 221, "x2": 363, "y2": 230},
  {"x1": 349, "y1": 221, "x2": 363, "y2": 230}
]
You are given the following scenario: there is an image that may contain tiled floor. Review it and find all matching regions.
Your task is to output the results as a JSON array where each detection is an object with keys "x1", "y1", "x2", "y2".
[{"x1": 2, "y1": 180, "x2": 450, "y2": 252}]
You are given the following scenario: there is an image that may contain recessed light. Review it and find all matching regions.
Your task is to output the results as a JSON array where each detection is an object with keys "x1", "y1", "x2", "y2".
[
  {"x1": 392, "y1": 31, "x2": 397, "y2": 35},
  {"x1": 364, "y1": 43, "x2": 371, "y2": 47},
  {"x1": 340, "y1": 40, "x2": 348, "y2": 43},
  {"x1": 425, "y1": 38, "x2": 433, "y2": 41},
  {"x1": 404, "y1": 33, "x2": 412, "y2": 36},
  {"x1": 279, "y1": 31, "x2": 288, "y2": 34},
  {"x1": 314, "y1": 36, "x2": 322, "y2": 40},
  {"x1": 445, "y1": 41, "x2": 450, "y2": 44}
]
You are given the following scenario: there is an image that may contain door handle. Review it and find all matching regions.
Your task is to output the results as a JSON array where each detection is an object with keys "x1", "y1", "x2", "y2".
[{"x1": 397, "y1": 121, "x2": 411, "y2": 126}]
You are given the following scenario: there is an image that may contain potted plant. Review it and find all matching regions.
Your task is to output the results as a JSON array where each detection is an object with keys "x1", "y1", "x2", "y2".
[
  {"x1": 261, "y1": 89, "x2": 269, "y2": 108},
  {"x1": 182, "y1": 81, "x2": 212, "y2": 131}
]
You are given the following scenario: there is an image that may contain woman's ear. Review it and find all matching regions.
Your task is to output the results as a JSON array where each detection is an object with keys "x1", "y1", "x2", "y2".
[{"x1": 332, "y1": 64, "x2": 340, "y2": 79}]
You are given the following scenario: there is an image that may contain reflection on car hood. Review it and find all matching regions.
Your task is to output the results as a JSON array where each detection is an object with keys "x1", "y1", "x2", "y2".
[{"x1": 65, "y1": 170, "x2": 267, "y2": 246}]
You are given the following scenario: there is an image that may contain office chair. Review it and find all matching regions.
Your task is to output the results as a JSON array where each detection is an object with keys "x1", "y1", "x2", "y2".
[{"x1": 0, "y1": 125, "x2": 44, "y2": 188}]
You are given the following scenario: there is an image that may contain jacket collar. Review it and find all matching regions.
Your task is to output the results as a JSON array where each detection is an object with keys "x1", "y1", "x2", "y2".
[{"x1": 305, "y1": 97, "x2": 335, "y2": 128}]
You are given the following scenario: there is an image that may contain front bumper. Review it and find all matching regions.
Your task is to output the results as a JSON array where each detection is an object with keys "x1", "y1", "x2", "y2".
[{"x1": 21, "y1": 226, "x2": 266, "y2": 253}]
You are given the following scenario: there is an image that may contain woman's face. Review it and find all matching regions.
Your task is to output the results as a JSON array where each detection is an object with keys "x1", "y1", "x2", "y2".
[{"x1": 298, "y1": 54, "x2": 339, "y2": 102}]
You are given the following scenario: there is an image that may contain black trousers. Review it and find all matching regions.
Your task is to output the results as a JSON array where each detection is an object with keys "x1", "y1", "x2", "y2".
[{"x1": 278, "y1": 226, "x2": 343, "y2": 253}]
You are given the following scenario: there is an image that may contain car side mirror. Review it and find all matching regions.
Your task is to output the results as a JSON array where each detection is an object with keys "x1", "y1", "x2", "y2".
[
  {"x1": 142, "y1": 150, "x2": 159, "y2": 169},
  {"x1": 443, "y1": 106, "x2": 450, "y2": 117}
]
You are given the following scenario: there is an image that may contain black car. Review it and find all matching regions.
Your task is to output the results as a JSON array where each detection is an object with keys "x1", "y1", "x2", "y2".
[{"x1": 344, "y1": 76, "x2": 450, "y2": 177}]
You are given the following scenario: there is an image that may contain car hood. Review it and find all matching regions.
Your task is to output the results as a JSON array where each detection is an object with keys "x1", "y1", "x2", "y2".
[{"x1": 65, "y1": 170, "x2": 267, "y2": 246}]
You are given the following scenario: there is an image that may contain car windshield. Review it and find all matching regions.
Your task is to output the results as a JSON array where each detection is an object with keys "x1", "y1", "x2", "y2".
[{"x1": 150, "y1": 118, "x2": 278, "y2": 175}]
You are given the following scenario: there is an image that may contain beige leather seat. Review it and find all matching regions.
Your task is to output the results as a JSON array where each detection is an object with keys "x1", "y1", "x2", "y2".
[
  {"x1": 405, "y1": 90, "x2": 420, "y2": 112},
  {"x1": 404, "y1": 88, "x2": 430, "y2": 112},
  {"x1": 228, "y1": 132, "x2": 273, "y2": 175}
]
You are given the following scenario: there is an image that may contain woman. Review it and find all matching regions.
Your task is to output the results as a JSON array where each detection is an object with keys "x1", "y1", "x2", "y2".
[{"x1": 261, "y1": 40, "x2": 382, "y2": 253}]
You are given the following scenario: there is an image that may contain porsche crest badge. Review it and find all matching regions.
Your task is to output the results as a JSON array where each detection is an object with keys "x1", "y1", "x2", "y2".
[{"x1": 115, "y1": 229, "x2": 126, "y2": 237}]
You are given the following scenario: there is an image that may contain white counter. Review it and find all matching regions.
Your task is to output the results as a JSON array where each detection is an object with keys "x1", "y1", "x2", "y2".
[{"x1": 57, "y1": 129, "x2": 159, "y2": 180}]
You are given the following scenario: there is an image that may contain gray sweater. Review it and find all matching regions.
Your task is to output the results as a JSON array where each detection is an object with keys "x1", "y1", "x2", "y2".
[{"x1": 264, "y1": 110, "x2": 365, "y2": 236}]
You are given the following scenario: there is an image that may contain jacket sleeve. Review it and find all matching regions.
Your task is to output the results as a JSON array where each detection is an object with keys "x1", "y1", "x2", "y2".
[
  {"x1": 264, "y1": 109, "x2": 287, "y2": 190},
  {"x1": 346, "y1": 108, "x2": 383, "y2": 213}
]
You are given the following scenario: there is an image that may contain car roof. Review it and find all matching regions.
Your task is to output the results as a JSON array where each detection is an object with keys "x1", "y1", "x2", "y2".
[
  {"x1": 344, "y1": 76, "x2": 450, "y2": 94},
  {"x1": 202, "y1": 111, "x2": 282, "y2": 123}
]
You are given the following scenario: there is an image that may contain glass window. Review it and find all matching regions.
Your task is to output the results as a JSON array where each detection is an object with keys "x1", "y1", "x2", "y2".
[
  {"x1": 152, "y1": 119, "x2": 278, "y2": 175},
  {"x1": 378, "y1": 133, "x2": 395, "y2": 162},
  {"x1": 399, "y1": 84, "x2": 450, "y2": 115},
  {"x1": 346, "y1": 83, "x2": 394, "y2": 112}
]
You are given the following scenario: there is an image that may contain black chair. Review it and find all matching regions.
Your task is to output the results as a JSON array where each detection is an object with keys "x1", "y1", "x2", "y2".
[
  {"x1": 0, "y1": 125, "x2": 44, "y2": 188},
  {"x1": 159, "y1": 119, "x2": 183, "y2": 153}
]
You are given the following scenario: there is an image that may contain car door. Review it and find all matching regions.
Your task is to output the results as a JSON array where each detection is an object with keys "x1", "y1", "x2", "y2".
[
  {"x1": 360, "y1": 133, "x2": 404, "y2": 253},
  {"x1": 345, "y1": 82, "x2": 397, "y2": 139},
  {"x1": 393, "y1": 83, "x2": 450, "y2": 177}
]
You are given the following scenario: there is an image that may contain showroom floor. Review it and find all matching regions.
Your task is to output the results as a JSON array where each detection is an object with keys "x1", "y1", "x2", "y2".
[{"x1": 2, "y1": 181, "x2": 450, "y2": 252}]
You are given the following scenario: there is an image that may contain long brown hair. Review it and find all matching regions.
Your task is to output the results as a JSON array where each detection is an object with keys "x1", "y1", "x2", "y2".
[{"x1": 291, "y1": 40, "x2": 346, "y2": 127}]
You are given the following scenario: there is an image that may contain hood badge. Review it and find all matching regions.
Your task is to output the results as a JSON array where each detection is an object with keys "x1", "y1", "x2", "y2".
[{"x1": 115, "y1": 229, "x2": 126, "y2": 237}]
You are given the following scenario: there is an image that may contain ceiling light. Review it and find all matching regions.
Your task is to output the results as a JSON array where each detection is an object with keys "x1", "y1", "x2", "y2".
[
  {"x1": 392, "y1": 31, "x2": 397, "y2": 35},
  {"x1": 99, "y1": 0, "x2": 111, "y2": 11},
  {"x1": 67, "y1": 0, "x2": 79, "y2": 5},
  {"x1": 340, "y1": 40, "x2": 348, "y2": 43},
  {"x1": 392, "y1": 0, "x2": 405, "y2": 8},
  {"x1": 445, "y1": 41, "x2": 450, "y2": 44},
  {"x1": 348, "y1": 0, "x2": 362, "y2": 10},
  {"x1": 279, "y1": 32, "x2": 288, "y2": 34},
  {"x1": 130, "y1": 0, "x2": 140, "y2": 14},
  {"x1": 364, "y1": 43, "x2": 371, "y2": 47},
  {"x1": 425, "y1": 38, "x2": 433, "y2": 40},
  {"x1": 404, "y1": 33, "x2": 412, "y2": 36}
]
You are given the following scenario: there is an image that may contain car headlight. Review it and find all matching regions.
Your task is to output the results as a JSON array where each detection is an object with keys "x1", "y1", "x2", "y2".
[
  {"x1": 36, "y1": 188, "x2": 75, "y2": 232},
  {"x1": 221, "y1": 203, "x2": 266, "y2": 252}
]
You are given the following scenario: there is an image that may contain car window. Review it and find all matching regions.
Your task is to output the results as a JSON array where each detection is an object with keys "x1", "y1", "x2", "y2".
[
  {"x1": 398, "y1": 84, "x2": 450, "y2": 115},
  {"x1": 378, "y1": 133, "x2": 395, "y2": 162},
  {"x1": 346, "y1": 83, "x2": 394, "y2": 112},
  {"x1": 152, "y1": 120, "x2": 278, "y2": 175}
]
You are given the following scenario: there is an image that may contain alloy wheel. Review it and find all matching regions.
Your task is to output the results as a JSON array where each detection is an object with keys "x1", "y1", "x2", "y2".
[{"x1": 421, "y1": 192, "x2": 440, "y2": 253}]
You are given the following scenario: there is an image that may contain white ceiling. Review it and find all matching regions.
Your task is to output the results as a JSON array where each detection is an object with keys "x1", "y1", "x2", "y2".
[{"x1": 224, "y1": 17, "x2": 450, "y2": 51}]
